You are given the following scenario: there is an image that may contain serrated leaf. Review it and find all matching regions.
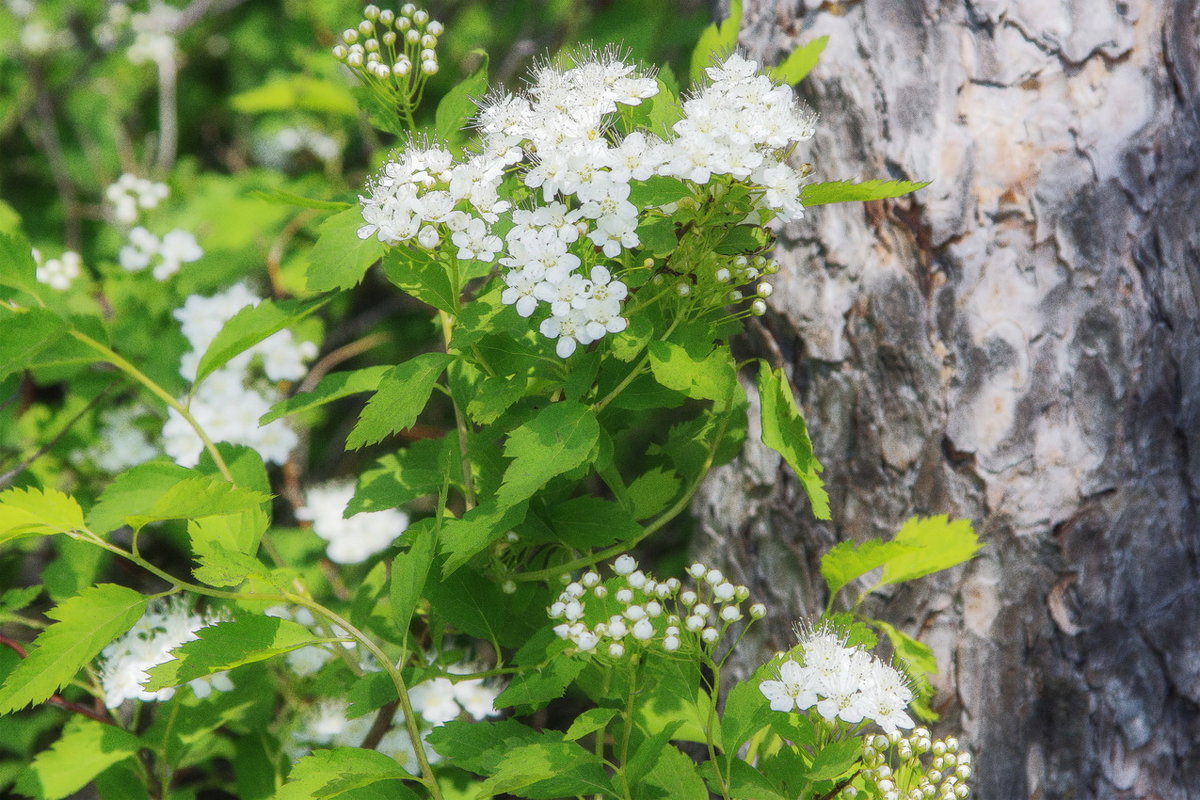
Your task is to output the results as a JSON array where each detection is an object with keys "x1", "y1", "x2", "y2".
[
  {"x1": 435, "y1": 51, "x2": 489, "y2": 143},
  {"x1": 627, "y1": 467, "x2": 680, "y2": 519},
  {"x1": 720, "y1": 677, "x2": 773, "y2": 756},
  {"x1": 0, "y1": 584, "x2": 146, "y2": 714},
  {"x1": 246, "y1": 187, "x2": 352, "y2": 211},
  {"x1": 379, "y1": 247, "x2": 457, "y2": 313},
  {"x1": 390, "y1": 521, "x2": 434, "y2": 633},
  {"x1": 0, "y1": 230, "x2": 41, "y2": 298},
  {"x1": 349, "y1": 438, "x2": 454, "y2": 515},
  {"x1": 564, "y1": 708, "x2": 619, "y2": 741},
  {"x1": 800, "y1": 179, "x2": 930, "y2": 207},
  {"x1": 425, "y1": 567, "x2": 530, "y2": 647},
  {"x1": 628, "y1": 176, "x2": 692, "y2": 208},
  {"x1": 275, "y1": 747, "x2": 414, "y2": 800},
  {"x1": 476, "y1": 741, "x2": 613, "y2": 799},
  {"x1": 143, "y1": 616, "x2": 321, "y2": 691},
  {"x1": 819, "y1": 539, "x2": 916, "y2": 597},
  {"x1": 124, "y1": 476, "x2": 269, "y2": 532},
  {"x1": 262, "y1": 365, "x2": 389, "y2": 424},
  {"x1": 546, "y1": 496, "x2": 640, "y2": 549},
  {"x1": 426, "y1": 719, "x2": 560, "y2": 773},
  {"x1": 493, "y1": 653, "x2": 584, "y2": 712},
  {"x1": 608, "y1": 314, "x2": 653, "y2": 362},
  {"x1": 806, "y1": 738, "x2": 861, "y2": 781},
  {"x1": 194, "y1": 295, "x2": 328, "y2": 386},
  {"x1": 689, "y1": 0, "x2": 743, "y2": 84},
  {"x1": 306, "y1": 206, "x2": 386, "y2": 292},
  {"x1": 880, "y1": 515, "x2": 981, "y2": 585},
  {"x1": 440, "y1": 499, "x2": 528, "y2": 576},
  {"x1": 648, "y1": 340, "x2": 736, "y2": 406},
  {"x1": 345, "y1": 353, "x2": 451, "y2": 450},
  {"x1": 15, "y1": 718, "x2": 142, "y2": 800},
  {"x1": 0, "y1": 486, "x2": 85, "y2": 544},
  {"x1": 767, "y1": 36, "x2": 828, "y2": 84},
  {"x1": 639, "y1": 745, "x2": 709, "y2": 800},
  {"x1": 497, "y1": 402, "x2": 599, "y2": 507},
  {"x1": 756, "y1": 364, "x2": 830, "y2": 519},
  {"x1": 0, "y1": 307, "x2": 89, "y2": 381},
  {"x1": 466, "y1": 374, "x2": 527, "y2": 425},
  {"x1": 191, "y1": 540, "x2": 266, "y2": 588}
]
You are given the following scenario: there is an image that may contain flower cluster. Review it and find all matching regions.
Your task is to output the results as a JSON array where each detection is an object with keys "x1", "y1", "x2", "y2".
[
  {"x1": 548, "y1": 554, "x2": 765, "y2": 657},
  {"x1": 296, "y1": 480, "x2": 409, "y2": 564},
  {"x1": 118, "y1": 226, "x2": 203, "y2": 280},
  {"x1": 32, "y1": 248, "x2": 83, "y2": 291},
  {"x1": 332, "y1": 3, "x2": 444, "y2": 88},
  {"x1": 163, "y1": 283, "x2": 316, "y2": 467},
  {"x1": 74, "y1": 405, "x2": 158, "y2": 473},
  {"x1": 758, "y1": 625, "x2": 915, "y2": 734},
  {"x1": 98, "y1": 597, "x2": 232, "y2": 708},
  {"x1": 849, "y1": 729, "x2": 974, "y2": 800},
  {"x1": 105, "y1": 173, "x2": 169, "y2": 225}
]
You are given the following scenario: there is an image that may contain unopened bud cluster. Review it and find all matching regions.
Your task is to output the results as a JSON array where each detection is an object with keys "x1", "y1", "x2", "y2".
[
  {"x1": 331, "y1": 4, "x2": 442, "y2": 91},
  {"x1": 844, "y1": 729, "x2": 974, "y2": 800},
  {"x1": 548, "y1": 554, "x2": 765, "y2": 657}
]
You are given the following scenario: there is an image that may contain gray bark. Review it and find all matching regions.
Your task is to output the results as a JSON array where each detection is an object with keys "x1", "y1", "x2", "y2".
[{"x1": 694, "y1": 1, "x2": 1200, "y2": 797}]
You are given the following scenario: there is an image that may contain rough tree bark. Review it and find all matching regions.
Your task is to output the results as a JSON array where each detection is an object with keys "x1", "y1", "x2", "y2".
[{"x1": 693, "y1": 1, "x2": 1200, "y2": 797}]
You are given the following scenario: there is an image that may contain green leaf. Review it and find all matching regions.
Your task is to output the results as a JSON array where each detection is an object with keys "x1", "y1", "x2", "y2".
[
  {"x1": 497, "y1": 402, "x2": 599, "y2": 507},
  {"x1": 247, "y1": 188, "x2": 353, "y2": 211},
  {"x1": 819, "y1": 539, "x2": 916, "y2": 597},
  {"x1": 806, "y1": 738, "x2": 861, "y2": 781},
  {"x1": 191, "y1": 540, "x2": 266, "y2": 588},
  {"x1": 689, "y1": 0, "x2": 742, "y2": 84},
  {"x1": 880, "y1": 515, "x2": 981, "y2": 585},
  {"x1": 95, "y1": 470, "x2": 270, "y2": 534},
  {"x1": 390, "y1": 522, "x2": 434, "y2": 633},
  {"x1": 379, "y1": 247, "x2": 457, "y2": 313},
  {"x1": 720, "y1": 677, "x2": 773, "y2": 756},
  {"x1": 435, "y1": 51, "x2": 489, "y2": 143},
  {"x1": 440, "y1": 499, "x2": 528, "y2": 576},
  {"x1": 0, "y1": 487, "x2": 85, "y2": 544},
  {"x1": 425, "y1": 567, "x2": 529, "y2": 647},
  {"x1": 800, "y1": 179, "x2": 930, "y2": 207},
  {"x1": 0, "y1": 307, "x2": 92, "y2": 381},
  {"x1": 349, "y1": 438, "x2": 454, "y2": 515},
  {"x1": 194, "y1": 294, "x2": 328, "y2": 386},
  {"x1": 142, "y1": 616, "x2": 321, "y2": 691},
  {"x1": 627, "y1": 467, "x2": 680, "y2": 519},
  {"x1": 627, "y1": 176, "x2": 692, "y2": 208},
  {"x1": 609, "y1": 315, "x2": 653, "y2": 362},
  {"x1": 15, "y1": 718, "x2": 142, "y2": 800},
  {"x1": 426, "y1": 719, "x2": 559, "y2": 773},
  {"x1": 767, "y1": 36, "x2": 828, "y2": 84},
  {"x1": 231, "y1": 75, "x2": 358, "y2": 116},
  {"x1": 564, "y1": 708, "x2": 619, "y2": 741},
  {"x1": 466, "y1": 374, "x2": 527, "y2": 425},
  {"x1": 476, "y1": 741, "x2": 614, "y2": 799},
  {"x1": 717, "y1": 760, "x2": 789, "y2": 800},
  {"x1": 636, "y1": 216, "x2": 678, "y2": 257},
  {"x1": 638, "y1": 745, "x2": 709, "y2": 800},
  {"x1": 345, "y1": 353, "x2": 451, "y2": 450},
  {"x1": 756, "y1": 364, "x2": 830, "y2": 519},
  {"x1": 0, "y1": 586, "x2": 40, "y2": 614},
  {"x1": 262, "y1": 365, "x2": 390, "y2": 424},
  {"x1": 546, "y1": 496, "x2": 640, "y2": 549},
  {"x1": 493, "y1": 649, "x2": 584, "y2": 712},
  {"x1": 306, "y1": 206, "x2": 386, "y2": 292},
  {"x1": 0, "y1": 584, "x2": 146, "y2": 714},
  {"x1": 648, "y1": 341, "x2": 736, "y2": 406},
  {"x1": 0, "y1": 230, "x2": 41, "y2": 298},
  {"x1": 276, "y1": 748, "x2": 415, "y2": 800}
]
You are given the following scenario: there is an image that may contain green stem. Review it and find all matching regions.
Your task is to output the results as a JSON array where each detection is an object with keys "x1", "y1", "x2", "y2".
[
  {"x1": 438, "y1": 311, "x2": 476, "y2": 510},
  {"x1": 616, "y1": 657, "x2": 639, "y2": 800},
  {"x1": 67, "y1": 330, "x2": 233, "y2": 484},
  {"x1": 704, "y1": 659, "x2": 732, "y2": 800},
  {"x1": 591, "y1": 318, "x2": 680, "y2": 414}
]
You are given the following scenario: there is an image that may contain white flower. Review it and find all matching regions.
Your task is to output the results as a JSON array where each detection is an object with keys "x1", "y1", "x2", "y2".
[
  {"x1": 759, "y1": 659, "x2": 809, "y2": 712},
  {"x1": 297, "y1": 481, "x2": 409, "y2": 564}
]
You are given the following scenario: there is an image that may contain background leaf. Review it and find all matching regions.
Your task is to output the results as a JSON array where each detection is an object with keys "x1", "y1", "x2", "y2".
[
  {"x1": 261, "y1": 365, "x2": 389, "y2": 424},
  {"x1": 689, "y1": 0, "x2": 742, "y2": 84},
  {"x1": 880, "y1": 515, "x2": 981, "y2": 585},
  {"x1": 345, "y1": 353, "x2": 451, "y2": 450},
  {"x1": 767, "y1": 36, "x2": 828, "y2": 85},
  {"x1": 757, "y1": 364, "x2": 830, "y2": 519},
  {"x1": 800, "y1": 179, "x2": 930, "y2": 207},
  {"x1": 15, "y1": 718, "x2": 142, "y2": 800}
]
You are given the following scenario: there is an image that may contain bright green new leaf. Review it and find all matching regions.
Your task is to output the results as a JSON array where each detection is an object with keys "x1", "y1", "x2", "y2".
[
  {"x1": 275, "y1": 747, "x2": 415, "y2": 800},
  {"x1": 639, "y1": 745, "x2": 709, "y2": 800},
  {"x1": 390, "y1": 521, "x2": 435, "y2": 633},
  {"x1": 231, "y1": 75, "x2": 358, "y2": 116},
  {"x1": 564, "y1": 708, "x2": 619, "y2": 742},
  {"x1": 476, "y1": 741, "x2": 614, "y2": 799},
  {"x1": 123, "y1": 475, "x2": 269, "y2": 532},
  {"x1": 880, "y1": 515, "x2": 981, "y2": 585},
  {"x1": 767, "y1": 36, "x2": 828, "y2": 85},
  {"x1": 0, "y1": 230, "x2": 41, "y2": 299},
  {"x1": 466, "y1": 374, "x2": 527, "y2": 425},
  {"x1": 142, "y1": 615, "x2": 322, "y2": 691},
  {"x1": 15, "y1": 718, "x2": 142, "y2": 800},
  {"x1": 756, "y1": 363, "x2": 830, "y2": 519},
  {"x1": 719, "y1": 760, "x2": 789, "y2": 800},
  {"x1": 426, "y1": 719, "x2": 560, "y2": 773},
  {"x1": 435, "y1": 51, "x2": 489, "y2": 143},
  {"x1": 193, "y1": 294, "x2": 329, "y2": 386},
  {"x1": 379, "y1": 247, "x2": 457, "y2": 313},
  {"x1": 496, "y1": 401, "x2": 599, "y2": 508},
  {"x1": 806, "y1": 738, "x2": 861, "y2": 781},
  {"x1": 306, "y1": 206, "x2": 386, "y2": 292},
  {"x1": 191, "y1": 539, "x2": 266, "y2": 588},
  {"x1": 246, "y1": 187, "x2": 352, "y2": 211},
  {"x1": 720, "y1": 677, "x2": 773, "y2": 756},
  {"x1": 345, "y1": 353, "x2": 451, "y2": 450},
  {"x1": 689, "y1": 0, "x2": 742, "y2": 84},
  {"x1": 348, "y1": 437, "x2": 455, "y2": 515},
  {"x1": 0, "y1": 584, "x2": 146, "y2": 714},
  {"x1": 648, "y1": 341, "x2": 736, "y2": 406},
  {"x1": 628, "y1": 176, "x2": 692, "y2": 208},
  {"x1": 819, "y1": 538, "x2": 917, "y2": 597},
  {"x1": 262, "y1": 365, "x2": 390, "y2": 424},
  {"x1": 800, "y1": 179, "x2": 931, "y2": 207},
  {"x1": 440, "y1": 500, "x2": 528, "y2": 576},
  {"x1": 493, "y1": 640, "x2": 583, "y2": 712},
  {"x1": 0, "y1": 486, "x2": 85, "y2": 544}
]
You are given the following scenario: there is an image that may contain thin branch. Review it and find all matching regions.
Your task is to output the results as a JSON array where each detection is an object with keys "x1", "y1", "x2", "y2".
[
  {"x1": 0, "y1": 382, "x2": 119, "y2": 490},
  {"x1": 0, "y1": 635, "x2": 118, "y2": 726}
]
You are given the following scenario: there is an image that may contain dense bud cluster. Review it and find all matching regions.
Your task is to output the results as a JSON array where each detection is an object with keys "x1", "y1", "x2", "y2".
[
  {"x1": 332, "y1": 4, "x2": 442, "y2": 92},
  {"x1": 548, "y1": 555, "x2": 762, "y2": 657},
  {"x1": 847, "y1": 729, "x2": 974, "y2": 800}
]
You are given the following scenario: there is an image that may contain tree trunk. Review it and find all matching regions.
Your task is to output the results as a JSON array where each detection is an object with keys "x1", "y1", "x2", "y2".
[{"x1": 694, "y1": 1, "x2": 1200, "y2": 797}]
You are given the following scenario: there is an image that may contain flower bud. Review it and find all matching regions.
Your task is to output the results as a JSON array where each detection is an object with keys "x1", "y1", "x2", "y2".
[
  {"x1": 332, "y1": 44, "x2": 348, "y2": 59},
  {"x1": 501, "y1": 580, "x2": 517, "y2": 594},
  {"x1": 663, "y1": 636, "x2": 680, "y2": 651},
  {"x1": 427, "y1": 20, "x2": 443, "y2": 35},
  {"x1": 364, "y1": 5, "x2": 380, "y2": 20},
  {"x1": 688, "y1": 562, "x2": 706, "y2": 578},
  {"x1": 749, "y1": 603, "x2": 766, "y2": 619},
  {"x1": 421, "y1": 34, "x2": 437, "y2": 48},
  {"x1": 701, "y1": 627, "x2": 719, "y2": 643},
  {"x1": 632, "y1": 619, "x2": 654, "y2": 640},
  {"x1": 342, "y1": 28, "x2": 359, "y2": 44},
  {"x1": 757, "y1": 281, "x2": 773, "y2": 297},
  {"x1": 608, "y1": 642, "x2": 625, "y2": 657},
  {"x1": 379, "y1": 9, "x2": 395, "y2": 25},
  {"x1": 413, "y1": 9, "x2": 429, "y2": 25},
  {"x1": 357, "y1": 20, "x2": 374, "y2": 36},
  {"x1": 401, "y1": 3, "x2": 417, "y2": 16},
  {"x1": 751, "y1": 299, "x2": 768, "y2": 316},
  {"x1": 365, "y1": 37, "x2": 380, "y2": 52},
  {"x1": 593, "y1": 585, "x2": 608, "y2": 599}
]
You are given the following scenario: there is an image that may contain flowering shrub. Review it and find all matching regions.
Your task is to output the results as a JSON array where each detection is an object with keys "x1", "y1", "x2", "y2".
[{"x1": 0, "y1": 2, "x2": 978, "y2": 799}]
